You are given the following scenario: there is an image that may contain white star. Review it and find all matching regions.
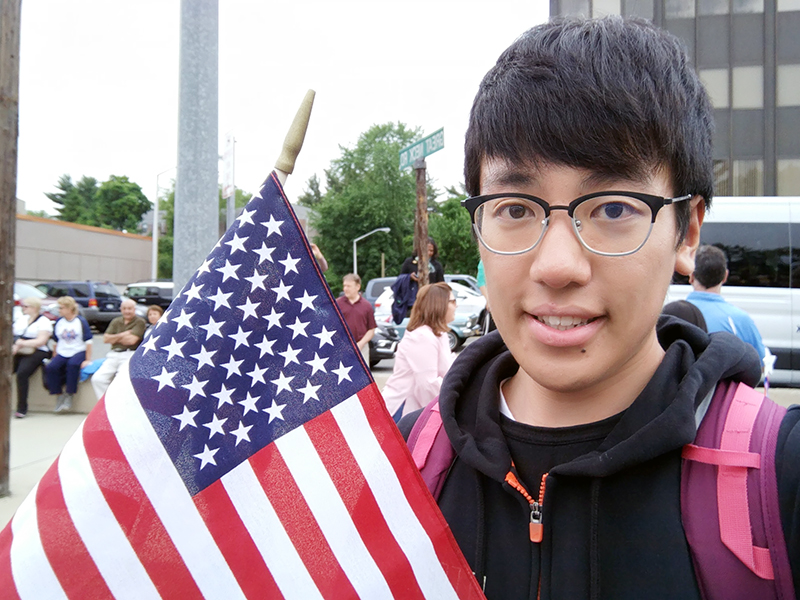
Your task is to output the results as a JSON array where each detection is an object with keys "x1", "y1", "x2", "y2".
[
  {"x1": 263, "y1": 399, "x2": 286, "y2": 423},
  {"x1": 225, "y1": 232, "x2": 248, "y2": 254},
  {"x1": 208, "y1": 288, "x2": 233, "y2": 311},
  {"x1": 248, "y1": 364, "x2": 268, "y2": 386},
  {"x1": 174, "y1": 309, "x2": 194, "y2": 331},
  {"x1": 153, "y1": 367, "x2": 178, "y2": 391},
  {"x1": 141, "y1": 334, "x2": 159, "y2": 355},
  {"x1": 203, "y1": 414, "x2": 228, "y2": 439},
  {"x1": 200, "y1": 316, "x2": 225, "y2": 339},
  {"x1": 264, "y1": 214, "x2": 283, "y2": 236},
  {"x1": 239, "y1": 392, "x2": 259, "y2": 415},
  {"x1": 253, "y1": 242, "x2": 276, "y2": 264},
  {"x1": 154, "y1": 311, "x2": 170, "y2": 330},
  {"x1": 305, "y1": 352, "x2": 328, "y2": 375},
  {"x1": 173, "y1": 405, "x2": 199, "y2": 430},
  {"x1": 221, "y1": 356, "x2": 243, "y2": 378},
  {"x1": 212, "y1": 383, "x2": 235, "y2": 408},
  {"x1": 183, "y1": 375, "x2": 207, "y2": 400},
  {"x1": 263, "y1": 308, "x2": 284, "y2": 329},
  {"x1": 162, "y1": 338, "x2": 186, "y2": 361},
  {"x1": 332, "y1": 362, "x2": 353, "y2": 384},
  {"x1": 279, "y1": 252, "x2": 301, "y2": 275},
  {"x1": 272, "y1": 280, "x2": 293, "y2": 303},
  {"x1": 279, "y1": 344, "x2": 302, "y2": 366},
  {"x1": 184, "y1": 282, "x2": 204, "y2": 302},
  {"x1": 271, "y1": 371, "x2": 294, "y2": 395},
  {"x1": 190, "y1": 346, "x2": 217, "y2": 370},
  {"x1": 237, "y1": 297, "x2": 261, "y2": 320},
  {"x1": 298, "y1": 380, "x2": 321, "y2": 403},
  {"x1": 230, "y1": 421, "x2": 253, "y2": 446},
  {"x1": 236, "y1": 207, "x2": 256, "y2": 227},
  {"x1": 193, "y1": 444, "x2": 219, "y2": 469},
  {"x1": 314, "y1": 326, "x2": 336, "y2": 348},
  {"x1": 295, "y1": 290, "x2": 317, "y2": 312},
  {"x1": 255, "y1": 335, "x2": 277, "y2": 358},
  {"x1": 287, "y1": 317, "x2": 310, "y2": 339},
  {"x1": 245, "y1": 270, "x2": 268, "y2": 291},
  {"x1": 230, "y1": 326, "x2": 251, "y2": 349},
  {"x1": 217, "y1": 259, "x2": 240, "y2": 282},
  {"x1": 252, "y1": 184, "x2": 265, "y2": 200},
  {"x1": 198, "y1": 258, "x2": 213, "y2": 274}
]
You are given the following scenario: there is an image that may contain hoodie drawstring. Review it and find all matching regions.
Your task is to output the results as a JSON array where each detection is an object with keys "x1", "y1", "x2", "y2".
[{"x1": 474, "y1": 469, "x2": 488, "y2": 591}]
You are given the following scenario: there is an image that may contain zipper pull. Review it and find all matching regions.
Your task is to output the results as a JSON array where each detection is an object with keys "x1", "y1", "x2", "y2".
[{"x1": 530, "y1": 501, "x2": 543, "y2": 543}]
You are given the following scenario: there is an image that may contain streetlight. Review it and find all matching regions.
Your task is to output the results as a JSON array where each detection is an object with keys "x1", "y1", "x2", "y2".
[
  {"x1": 152, "y1": 167, "x2": 176, "y2": 280},
  {"x1": 353, "y1": 227, "x2": 390, "y2": 276}
]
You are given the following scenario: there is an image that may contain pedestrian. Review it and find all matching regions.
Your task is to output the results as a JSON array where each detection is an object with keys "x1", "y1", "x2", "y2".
[
  {"x1": 11, "y1": 297, "x2": 53, "y2": 418},
  {"x1": 335, "y1": 273, "x2": 376, "y2": 364},
  {"x1": 45, "y1": 296, "x2": 92, "y2": 413},
  {"x1": 398, "y1": 16, "x2": 800, "y2": 599},
  {"x1": 382, "y1": 282, "x2": 456, "y2": 421},
  {"x1": 400, "y1": 236, "x2": 445, "y2": 284},
  {"x1": 91, "y1": 298, "x2": 147, "y2": 399},
  {"x1": 145, "y1": 304, "x2": 164, "y2": 334}
]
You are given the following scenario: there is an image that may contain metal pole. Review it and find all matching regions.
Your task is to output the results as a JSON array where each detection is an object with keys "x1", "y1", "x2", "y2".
[
  {"x1": 352, "y1": 227, "x2": 391, "y2": 277},
  {"x1": 353, "y1": 239, "x2": 358, "y2": 276}
]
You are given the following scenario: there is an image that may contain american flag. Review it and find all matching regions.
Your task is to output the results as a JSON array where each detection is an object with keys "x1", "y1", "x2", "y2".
[{"x1": 0, "y1": 172, "x2": 484, "y2": 599}]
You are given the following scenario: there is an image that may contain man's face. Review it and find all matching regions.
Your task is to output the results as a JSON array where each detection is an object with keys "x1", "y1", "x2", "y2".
[
  {"x1": 121, "y1": 301, "x2": 136, "y2": 321},
  {"x1": 479, "y1": 159, "x2": 702, "y2": 396},
  {"x1": 342, "y1": 279, "x2": 360, "y2": 301}
]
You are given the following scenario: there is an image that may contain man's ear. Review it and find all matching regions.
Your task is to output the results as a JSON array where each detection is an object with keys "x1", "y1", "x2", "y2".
[{"x1": 674, "y1": 198, "x2": 705, "y2": 276}]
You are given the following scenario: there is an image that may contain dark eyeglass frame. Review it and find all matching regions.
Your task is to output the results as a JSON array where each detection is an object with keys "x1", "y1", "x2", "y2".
[{"x1": 461, "y1": 191, "x2": 694, "y2": 257}]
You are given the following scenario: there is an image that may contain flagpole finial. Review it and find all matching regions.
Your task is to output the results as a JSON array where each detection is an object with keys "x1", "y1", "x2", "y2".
[{"x1": 275, "y1": 89, "x2": 316, "y2": 182}]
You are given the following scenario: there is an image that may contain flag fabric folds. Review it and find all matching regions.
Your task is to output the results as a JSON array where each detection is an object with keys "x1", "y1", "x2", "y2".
[{"x1": 0, "y1": 172, "x2": 485, "y2": 599}]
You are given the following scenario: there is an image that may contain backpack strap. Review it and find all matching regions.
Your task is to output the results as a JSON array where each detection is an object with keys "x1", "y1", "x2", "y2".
[
  {"x1": 681, "y1": 381, "x2": 795, "y2": 600},
  {"x1": 407, "y1": 398, "x2": 456, "y2": 500}
]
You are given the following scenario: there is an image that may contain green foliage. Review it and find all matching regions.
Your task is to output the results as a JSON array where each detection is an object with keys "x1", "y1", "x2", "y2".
[
  {"x1": 297, "y1": 174, "x2": 323, "y2": 209},
  {"x1": 26, "y1": 210, "x2": 52, "y2": 218},
  {"x1": 428, "y1": 185, "x2": 479, "y2": 276},
  {"x1": 46, "y1": 174, "x2": 99, "y2": 224},
  {"x1": 310, "y1": 122, "x2": 423, "y2": 295}
]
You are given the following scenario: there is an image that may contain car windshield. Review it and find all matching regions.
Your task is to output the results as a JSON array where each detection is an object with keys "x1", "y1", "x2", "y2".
[
  {"x1": 14, "y1": 282, "x2": 47, "y2": 299},
  {"x1": 95, "y1": 283, "x2": 120, "y2": 298}
]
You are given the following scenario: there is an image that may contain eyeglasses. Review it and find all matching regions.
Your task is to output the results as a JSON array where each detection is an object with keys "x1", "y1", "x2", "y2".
[
  {"x1": 462, "y1": 191, "x2": 693, "y2": 257},
  {"x1": 448, "y1": 298, "x2": 457, "y2": 304}
]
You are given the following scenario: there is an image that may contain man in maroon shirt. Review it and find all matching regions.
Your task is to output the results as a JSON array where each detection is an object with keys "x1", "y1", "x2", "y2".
[{"x1": 336, "y1": 273, "x2": 376, "y2": 363}]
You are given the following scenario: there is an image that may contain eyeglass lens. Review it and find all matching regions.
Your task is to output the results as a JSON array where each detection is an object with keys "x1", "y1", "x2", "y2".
[{"x1": 475, "y1": 194, "x2": 655, "y2": 255}]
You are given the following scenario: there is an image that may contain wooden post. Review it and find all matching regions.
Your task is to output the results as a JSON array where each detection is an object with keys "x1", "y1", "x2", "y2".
[
  {"x1": 0, "y1": 0, "x2": 22, "y2": 498},
  {"x1": 413, "y1": 158, "x2": 429, "y2": 287}
]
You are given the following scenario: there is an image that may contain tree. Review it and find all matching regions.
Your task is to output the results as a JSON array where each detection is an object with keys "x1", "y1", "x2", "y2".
[
  {"x1": 45, "y1": 174, "x2": 98, "y2": 224},
  {"x1": 297, "y1": 174, "x2": 323, "y2": 209},
  {"x1": 94, "y1": 175, "x2": 151, "y2": 232},
  {"x1": 428, "y1": 185, "x2": 480, "y2": 276},
  {"x1": 309, "y1": 122, "x2": 428, "y2": 294}
]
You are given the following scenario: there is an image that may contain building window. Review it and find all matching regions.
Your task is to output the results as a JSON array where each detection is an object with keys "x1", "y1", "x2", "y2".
[
  {"x1": 733, "y1": 0, "x2": 764, "y2": 12},
  {"x1": 665, "y1": 0, "x2": 696, "y2": 17},
  {"x1": 593, "y1": 0, "x2": 622, "y2": 15},
  {"x1": 778, "y1": 65, "x2": 800, "y2": 107},
  {"x1": 778, "y1": 159, "x2": 800, "y2": 194},
  {"x1": 698, "y1": 0, "x2": 729, "y2": 14},
  {"x1": 778, "y1": 0, "x2": 800, "y2": 10},
  {"x1": 714, "y1": 159, "x2": 732, "y2": 196},
  {"x1": 732, "y1": 66, "x2": 763, "y2": 109},
  {"x1": 700, "y1": 68, "x2": 730, "y2": 108},
  {"x1": 732, "y1": 159, "x2": 764, "y2": 195},
  {"x1": 560, "y1": 0, "x2": 591, "y2": 15},
  {"x1": 622, "y1": 0, "x2": 654, "y2": 18}
]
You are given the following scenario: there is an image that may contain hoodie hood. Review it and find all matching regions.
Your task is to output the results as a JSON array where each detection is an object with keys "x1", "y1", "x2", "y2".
[{"x1": 438, "y1": 316, "x2": 763, "y2": 484}]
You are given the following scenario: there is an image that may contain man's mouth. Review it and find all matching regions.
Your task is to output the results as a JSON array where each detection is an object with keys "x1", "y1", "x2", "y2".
[{"x1": 535, "y1": 315, "x2": 597, "y2": 331}]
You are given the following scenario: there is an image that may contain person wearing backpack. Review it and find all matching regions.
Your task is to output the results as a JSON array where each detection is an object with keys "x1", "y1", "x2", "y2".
[{"x1": 398, "y1": 17, "x2": 800, "y2": 600}]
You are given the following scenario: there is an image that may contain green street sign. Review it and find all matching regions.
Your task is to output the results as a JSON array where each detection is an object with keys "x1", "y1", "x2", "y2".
[{"x1": 399, "y1": 128, "x2": 444, "y2": 170}]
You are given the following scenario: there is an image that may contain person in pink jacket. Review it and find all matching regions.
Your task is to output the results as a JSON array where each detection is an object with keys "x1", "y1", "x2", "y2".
[{"x1": 383, "y1": 282, "x2": 457, "y2": 421}]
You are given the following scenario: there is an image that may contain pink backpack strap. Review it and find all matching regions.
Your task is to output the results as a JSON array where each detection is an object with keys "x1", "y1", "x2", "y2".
[{"x1": 407, "y1": 398, "x2": 456, "y2": 499}]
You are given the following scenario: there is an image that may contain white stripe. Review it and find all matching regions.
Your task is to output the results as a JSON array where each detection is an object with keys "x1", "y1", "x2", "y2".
[
  {"x1": 58, "y1": 420, "x2": 160, "y2": 600},
  {"x1": 222, "y1": 461, "x2": 323, "y2": 600},
  {"x1": 9, "y1": 482, "x2": 67, "y2": 599},
  {"x1": 104, "y1": 374, "x2": 246, "y2": 599},
  {"x1": 332, "y1": 395, "x2": 459, "y2": 600},
  {"x1": 277, "y1": 426, "x2": 395, "y2": 600}
]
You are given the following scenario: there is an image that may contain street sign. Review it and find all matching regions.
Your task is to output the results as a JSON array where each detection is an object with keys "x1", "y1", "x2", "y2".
[{"x1": 399, "y1": 128, "x2": 444, "y2": 170}]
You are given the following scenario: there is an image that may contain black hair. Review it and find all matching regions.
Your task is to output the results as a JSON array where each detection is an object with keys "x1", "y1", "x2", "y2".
[
  {"x1": 427, "y1": 236, "x2": 439, "y2": 259},
  {"x1": 464, "y1": 16, "x2": 714, "y2": 242},
  {"x1": 693, "y1": 245, "x2": 727, "y2": 288}
]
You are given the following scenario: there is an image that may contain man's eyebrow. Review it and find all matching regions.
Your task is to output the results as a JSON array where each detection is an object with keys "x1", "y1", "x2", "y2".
[
  {"x1": 580, "y1": 170, "x2": 651, "y2": 191},
  {"x1": 482, "y1": 165, "x2": 537, "y2": 189}
]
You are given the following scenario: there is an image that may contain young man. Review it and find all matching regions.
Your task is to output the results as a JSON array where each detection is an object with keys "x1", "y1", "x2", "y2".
[
  {"x1": 336, "y1": 273, "x2": 376, "y2": 363},
  {"x1": 400, "y1": 17, "x2": 800, "y2": 599}
]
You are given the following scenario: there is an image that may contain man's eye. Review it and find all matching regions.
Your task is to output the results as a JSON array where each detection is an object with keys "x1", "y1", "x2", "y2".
[{"x1": 495, "y1": 201, "x2": 536, "y2": 220}]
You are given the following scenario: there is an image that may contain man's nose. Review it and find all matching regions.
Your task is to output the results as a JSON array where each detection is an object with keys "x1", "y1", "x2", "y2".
[{"x1": 528, "y1": 212, "x2": 591, "y2": 289}]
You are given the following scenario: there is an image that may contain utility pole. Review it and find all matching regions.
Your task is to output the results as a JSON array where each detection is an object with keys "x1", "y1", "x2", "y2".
[
  {"x1": 413, "y1": 159, "x2": 429, "y2": 286},
  {"x1": 0, "y1": 0, "x2": 22, "y2": 498}
]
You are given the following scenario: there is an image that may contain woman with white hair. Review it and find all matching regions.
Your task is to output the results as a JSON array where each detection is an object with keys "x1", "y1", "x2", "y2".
[{"x1": 11, "y1": 297, "x2": 54, "y2": 418}]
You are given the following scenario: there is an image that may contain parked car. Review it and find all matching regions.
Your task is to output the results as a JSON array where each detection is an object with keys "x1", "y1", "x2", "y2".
[
  {"x1": 363, "y1": 276, "x2": 396, "y2": 308},
  {"x1": 445, "y1": 274, "x2": 482, "y2": 295},
  {"x1": 124, "y1": 280, "x2": 174, "y2": 310},
  {"x1": 13, "y1": 281, "x2": 60, "y2": 323},
  {"x1": 35, "y1": 280, "x2": 123, "y2": 332}
]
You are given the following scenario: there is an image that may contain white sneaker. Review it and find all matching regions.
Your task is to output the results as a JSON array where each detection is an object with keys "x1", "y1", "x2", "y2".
[
  {"x1": 60, "y1": 394, "x2": 73, "y2": 413},
  {"x1": 54, "y1": 394, "x2": 66, "y2": 413}
]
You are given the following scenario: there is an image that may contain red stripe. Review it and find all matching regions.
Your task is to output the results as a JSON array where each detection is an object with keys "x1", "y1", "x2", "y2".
[
  {"x1": 35, "y1": 458, "x2": 114, "y2": 599},
  {"x1": 357, "y1": 384, "x2": 486, "y2": 599},
  {"x1": 82, "y1": 399, "x2": 204, "y2": 599},
  {"x1": 249, "y1": 442, "x2": 359, "y2": 600},
  {"x1": 194, "y1": 478, "x2": 284, "y2": 599},
  {"x1": 0, "y1": 522, "x2": 21, "y2": 600},
  {"x1": 305, "y1": 409, "x2": 426, "y2": 600}
]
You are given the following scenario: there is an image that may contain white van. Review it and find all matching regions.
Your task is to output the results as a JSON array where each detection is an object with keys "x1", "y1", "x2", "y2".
[{"x1": 666, "y1": 196, "x2": 799, "y2": 386}]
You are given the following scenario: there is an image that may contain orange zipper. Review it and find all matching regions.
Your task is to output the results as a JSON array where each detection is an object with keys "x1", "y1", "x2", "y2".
[{"x1": 504, "y1": 471, "x2": 548, "y2": 543}]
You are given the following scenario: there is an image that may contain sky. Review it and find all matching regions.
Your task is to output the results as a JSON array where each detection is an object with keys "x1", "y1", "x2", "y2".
[{"x1": 17, "y1": 0, "x2": 549, "y2": 215}]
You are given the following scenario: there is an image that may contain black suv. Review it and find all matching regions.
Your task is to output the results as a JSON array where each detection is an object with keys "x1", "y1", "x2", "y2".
[
  {"x1": 36, "y1": 280, "x2": 123, "y2": 331},
  {"x1": 124, "y1": 280, "x2": 174, "y2": 310}
]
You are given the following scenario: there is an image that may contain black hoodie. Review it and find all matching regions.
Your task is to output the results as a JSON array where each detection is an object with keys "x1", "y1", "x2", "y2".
[{"x1": 400, "y1": 317, "x2": 800, "y2": 600}]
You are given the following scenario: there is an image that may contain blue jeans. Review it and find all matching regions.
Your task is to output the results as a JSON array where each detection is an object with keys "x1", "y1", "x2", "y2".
[{"x1": 45, "y1": 352, "x2": 85, "y2": 395}]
